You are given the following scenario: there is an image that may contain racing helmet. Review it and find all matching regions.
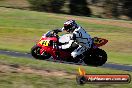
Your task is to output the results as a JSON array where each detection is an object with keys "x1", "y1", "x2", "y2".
[{"x1": 63, "y1": 20, "x2": 78, "y2": 32}]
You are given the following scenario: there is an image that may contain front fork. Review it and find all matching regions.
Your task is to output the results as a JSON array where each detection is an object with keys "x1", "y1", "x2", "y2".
[
  {"x1": 52, "y1": 41, "x2": 61, "y2": 60},
  {"x1": 40, "y1": 48, "x2": 45, "y2": 55}
]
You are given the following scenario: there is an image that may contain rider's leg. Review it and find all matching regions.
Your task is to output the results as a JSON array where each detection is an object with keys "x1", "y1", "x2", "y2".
[{"x1": 71, "y1": 45, "x2": 87, "y2": 63}]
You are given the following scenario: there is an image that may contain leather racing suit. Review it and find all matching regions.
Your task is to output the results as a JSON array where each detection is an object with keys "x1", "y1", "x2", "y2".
[{"x1": 60, "y1": 26, "x2": 93, "y2": 58}]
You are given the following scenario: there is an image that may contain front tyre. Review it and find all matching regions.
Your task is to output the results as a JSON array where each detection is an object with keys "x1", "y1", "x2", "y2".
[
  {"x1": 31, "y1": 45, "x2": 42, "y2": 59},
  {"x1": 31, "y1": 45, "x2": 51, "y2": 60}
]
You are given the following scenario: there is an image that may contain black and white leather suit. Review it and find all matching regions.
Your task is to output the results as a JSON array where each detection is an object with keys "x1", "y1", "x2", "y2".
[{"x1": 60, "y1": 26, "x2": 93, "y2": 58}]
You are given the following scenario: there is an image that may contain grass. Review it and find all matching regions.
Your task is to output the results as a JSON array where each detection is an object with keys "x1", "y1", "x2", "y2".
[
  {"x1": 0, "y1": 55, "x2": 132, "y2": 88},
  {"x1": 0, "y1": 0, "x2": 29, "y2": 8},
  {"x1": 0, "y1": 7, "x2": 132, "y2": 32},
  {"x1": 1, "y1": 72, "x2": 131, "y2": 88},
  {"x1": 0, "y1": 27, "x2": 45, "y2": 52},
  {"x1": 108, "y1": 52, "x2": 132, "y2": 65},
  {"x1": 0, "y1": 55, "x2": 131, "y2": 74},
  {"x1": 0, "y1": 7, "x2": 132, "y2": 65},
  {"x1": 0, "y1": 73, "x2": 77, "y2": 88}
]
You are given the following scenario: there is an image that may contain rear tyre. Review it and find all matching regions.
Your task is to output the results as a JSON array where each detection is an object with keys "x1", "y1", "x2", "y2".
[
  {"x1": 31, "y1": 45, "x2": 51, "y2": 60},
  {"x1": 94, "y1": 49, "x2": 107, "y2": 66},
  {"x1": 84, "y1": 48, "x2": 107, "y2": 66}
]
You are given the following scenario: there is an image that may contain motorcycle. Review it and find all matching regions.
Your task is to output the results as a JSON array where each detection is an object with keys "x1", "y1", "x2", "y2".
[{"x1": 31, "y1": 30, "x2": 108, "y2": 66}]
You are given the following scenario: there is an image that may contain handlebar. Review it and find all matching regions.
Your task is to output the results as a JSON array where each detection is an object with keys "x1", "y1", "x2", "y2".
[
  {"x1": 52, "y1": 29, "x2": 62, "y2": 34},
  {"x1": 44, "y1": 29, "x2": 61, "y2": 37}
]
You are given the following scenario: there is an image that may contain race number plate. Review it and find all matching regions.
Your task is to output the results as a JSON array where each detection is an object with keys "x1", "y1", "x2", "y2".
[{"x1": 39, "y1": 40, "x2": 50, "y2": 46}]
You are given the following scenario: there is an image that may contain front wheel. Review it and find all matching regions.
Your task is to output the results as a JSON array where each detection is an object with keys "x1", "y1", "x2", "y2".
[{"x1": 31, "y1": 45, "x2": 51, "y2": 60}]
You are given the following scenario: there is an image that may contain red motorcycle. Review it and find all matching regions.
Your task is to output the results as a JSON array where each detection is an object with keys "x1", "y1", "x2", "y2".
[{"x1": 31, "y1": 30, "x2": 108, "y2": 66}]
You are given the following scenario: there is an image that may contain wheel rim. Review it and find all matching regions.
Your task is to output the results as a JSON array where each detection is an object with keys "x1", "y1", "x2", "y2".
[{"x1": 34, "y1": 47, "x2": 41, "y2": 56}]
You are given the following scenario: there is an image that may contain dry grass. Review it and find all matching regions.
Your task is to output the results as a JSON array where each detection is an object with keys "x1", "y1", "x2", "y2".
[
  {"x1": 0, "y1": 0, "x2": 30, "y2": 7},
  {"x1": 0, "y1": 63, "x2": 75, "y2": 78},
  {"x1": 46, "y1": 13, "x2": 132, "y2": 29}
]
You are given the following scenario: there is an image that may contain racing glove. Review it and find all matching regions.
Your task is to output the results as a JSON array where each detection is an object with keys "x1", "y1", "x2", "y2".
[{"x1": 52, "y1": 29, "x2": 62, "y2": 34}]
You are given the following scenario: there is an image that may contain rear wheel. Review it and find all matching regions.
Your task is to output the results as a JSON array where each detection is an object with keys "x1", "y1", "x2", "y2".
[
  {"x1": 84, "y1": 48, "x2": 107, "y2": 66},
  {"x1": 31, "y1": 45, "x2": 51, "y2": 60},
  {"x1": 93, "y1": 48, "x2": 107, "y2": 66}
]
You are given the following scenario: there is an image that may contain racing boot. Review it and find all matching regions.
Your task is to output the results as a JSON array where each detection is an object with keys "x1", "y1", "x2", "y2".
[{"x1": 74, "y1": 54, "x2": 84, "y2": 64}]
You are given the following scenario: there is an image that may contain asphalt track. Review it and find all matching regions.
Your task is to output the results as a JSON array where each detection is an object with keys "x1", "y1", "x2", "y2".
[{"x1": 0, "y1": 50, "x2": 132, "y2": 72}]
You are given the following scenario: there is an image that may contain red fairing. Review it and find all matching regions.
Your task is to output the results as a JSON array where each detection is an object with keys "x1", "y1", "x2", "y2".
[
  {"x1": 41, "y1": 37, "x2": 58, "y2": 42},
  {"x1": 37, "y1": 36, "x2": 71, "y2": 60},
  {"x1": 35, "y1": 34, "x2": 108, "y2": 60}
]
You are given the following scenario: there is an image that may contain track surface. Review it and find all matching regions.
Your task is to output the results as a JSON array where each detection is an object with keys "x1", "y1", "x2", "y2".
[{"x1": 0, "y1": 50, "x2": 132, "y2": 72}]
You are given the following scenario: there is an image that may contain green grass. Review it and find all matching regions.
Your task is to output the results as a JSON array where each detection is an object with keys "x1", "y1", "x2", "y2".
[
  {"x1": 1, "y1": 71, "x2": 130, "y2": 88},
  {"x1": 0, "y1": 27, "x2": 45, "y2": 52},
  {"x1": 0, "y1": 7, "x2": 132, "y2": 32},
  {"x1": 108, "y1": 52, "x2": 132, "y2": 65},
  {"x1": 0, "y1": 73, "x2": 77, "y2": 88},
  {"x1": 0, "y1": 7, "x2": 132, "y2": 65},
  {"x1": 0, "y1": 55, "x2": 132, "y2": 88},
  {"x1": 0, "y1": 55, "x2": 130, "y2": 74}
]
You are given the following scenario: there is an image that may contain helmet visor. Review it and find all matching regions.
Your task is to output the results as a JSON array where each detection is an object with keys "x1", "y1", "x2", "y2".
[{"x1": 64, "y1": 24, "x2": 72, "y2": 31}]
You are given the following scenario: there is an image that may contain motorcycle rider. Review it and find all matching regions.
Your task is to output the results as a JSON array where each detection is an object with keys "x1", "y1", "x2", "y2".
[{"x1": 56, "y1": 20, "x2": 93, "y2": 62}]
